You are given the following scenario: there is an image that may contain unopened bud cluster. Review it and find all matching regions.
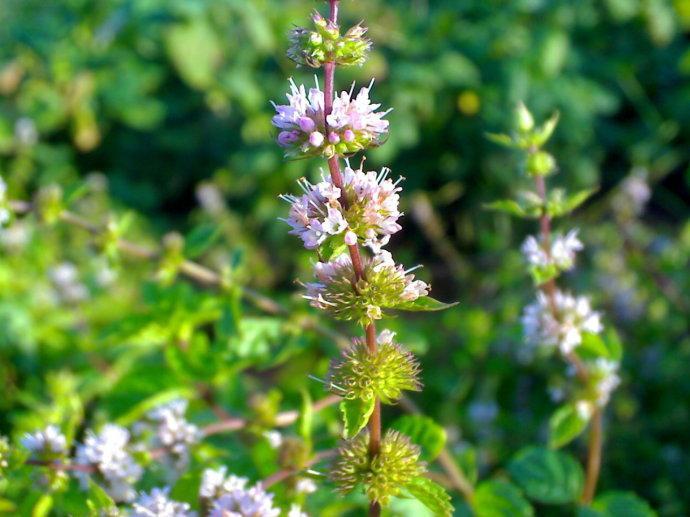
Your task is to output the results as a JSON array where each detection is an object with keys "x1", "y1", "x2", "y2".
[
  {"x1": 287, "y1": 11, "x2": 371, "y2": 68},
  {"x1": 328, "y1": 330, "x2": 421, "y2": 403},
  {"x1": 331, "y1": 430, "x2": 425, "y2": 505}
]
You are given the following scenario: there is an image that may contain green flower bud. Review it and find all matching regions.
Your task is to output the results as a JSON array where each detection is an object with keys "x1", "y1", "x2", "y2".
[
  {"x1": 331, "y1": 430, "x2": 426, "y2": 506},
  {"x1": 286, "y1": 12, "x2": 371, "y2": 68},
  {"x1": 516, "y1": 102, "x2": 534, "y2": 133},
  {"x1": 327, "y1": 330, "x2": 422, "y2": 404},
  {"x1": 526, "y1": 151, "x2": 557, "y2": 177}
]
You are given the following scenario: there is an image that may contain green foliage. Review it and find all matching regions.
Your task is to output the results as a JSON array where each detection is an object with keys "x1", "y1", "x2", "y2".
[
  {"x1": 339, "y1": 397, "x2": 375, "y2": 439},
  {"x1": 390, "y1": 414, "x2": 447, "y2": 462},
  {"x1": 549, "y1": 404, "x2": 590, "y2": 449},
  {"x1": 404, "y1": 476, "x2": 454, "y2": 516},
  {"x1": 473, "y1": 480, "x2": 534, "y2": 517},
  {"x1": 579, "y1": 491, "x2": 657, "y2": 517},
  {"x1": 508, "y1": 446, "x2": 584, "y2": 504}
]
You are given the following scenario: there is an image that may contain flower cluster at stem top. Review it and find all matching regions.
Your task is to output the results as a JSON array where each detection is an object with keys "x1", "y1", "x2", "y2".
[
  {"x1": 287, "y1": 11, "x2": 371, "y2": 68},
  {"x1": 272, "y1": 78, "x2": 390, "y2": 159}
]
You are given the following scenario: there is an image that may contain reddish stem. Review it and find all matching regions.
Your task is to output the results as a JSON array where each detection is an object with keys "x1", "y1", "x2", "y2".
[
  {"x1": 323, "y1": 2, "x2": 381, "y2": 515},
  {"x1": 533, "y1": 173, "x2": 602, "y2": 500}
]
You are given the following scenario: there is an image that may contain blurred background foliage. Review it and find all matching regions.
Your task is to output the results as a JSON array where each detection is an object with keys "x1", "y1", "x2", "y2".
[{"x1": 1, "y1": 0, "x2": 690, "y2": 514}]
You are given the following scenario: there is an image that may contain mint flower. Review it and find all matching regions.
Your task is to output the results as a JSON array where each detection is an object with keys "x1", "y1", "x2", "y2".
[
  {"x1": 304, "y1": 251, "x2": 429, "y2": 325},
  {"x1": 138, "y1": 399, "x2": 200, "y2": 471},
  {"x1": 131, "y1": 487, "x2": 195, "y2": 517},
  {"x1": 522, "y1": 291, "x2": 603, "y2": 355},
  {"x1": 590, "y1": 359, "x2": 621, "y2": 407},
  {"x1": 272, "y1": 78, "x2": 390, "y2": 159},
  {"x1": 21, "y1": 425, "x2": 67, "y2": 459},
  {"x1": 331, "y1": 430, "x2": 425, "y2": 505},
  {"x1": 327, "y1": 330, "x2": 421, "y2": 403},
  {"x1": 74, "y1": 424, "x2": 143, "y2": 503},
  {"x1": 521, "y1": 230, "x2": 583, "y2": 283},
  {"x1": 0, "y1": 176, "x2": 10, "y2": 227},
  {"x1": 281, "y1": 165, "x2": 402, "y2": 252},
  {"x1": 199, "y1": 466, "x2": 280, "y2": 517}
]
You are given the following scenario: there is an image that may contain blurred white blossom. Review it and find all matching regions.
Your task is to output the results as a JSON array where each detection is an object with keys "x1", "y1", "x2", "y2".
[
  {"x1": 21, "y1": 425, "x2": 67, "y2": 457},
  {"x1": 522, "y1": 291, "x2": 602, "y2": 355},
  {"x1": 131, "y1": 487, "x2": 195, "y2": 517},
  {"x1": 74, "y1": 424, "x2": 143, "y2": 502}
]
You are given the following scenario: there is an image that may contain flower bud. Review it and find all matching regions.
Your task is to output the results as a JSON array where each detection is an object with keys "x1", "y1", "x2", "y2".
[
  {"x1": 344, "y1": 230, "x2": 357, "y2": 245},
  {"x1": 343, "y1": 129, "x2": 356, "y2": 142},
  {"x1": 299, "y1": 116, "x2": 316, "y2": 133},
  {"x1": 516, "y1": 102, "x2": 534, "y2": 132},
  {"x1": 309, "y1": 131, "x2": 325, "y2": 147},
  {"x1": 328, "y1": 132, "x2": 341, "y2": 144},
  {"x1": 526, "y1": 151, "x2": 556, "y2": 177}
]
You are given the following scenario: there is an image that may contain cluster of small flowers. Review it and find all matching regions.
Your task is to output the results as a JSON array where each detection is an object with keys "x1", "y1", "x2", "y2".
[
  {"x1": 280, "y1": 165, "x2": 402, "y2": 252},
  {"x1": 272, "y1": 78, "x2": 390, "y2": 159},
  {"x1": 135, "y1": 399, "x2": 201, "y2": 471},
  {"x1": 199, "y1": 467, "x2": 287, "y2": 517},
  {"x1": 287, "y1": 11, "x2": 371, "y2": 68},
  {"x1": 74, "y1": 424, "x2": 143, "y2": 502},
  {"x1": 21, "y1": 425, "x2": 67, "y2": 459},
  {"x1": 522, "y1": 290, "x2": 603, "y2": 355},
  {"x1": 0, "y1": 175, "x2": 10, "y2": 227},
  {"x1": 49, "y1": 262, "x2": 89, "y2": 303},
  {"x1": 131, "y1": 487, "x2": 195, "y2": 517},
  {"x1": 304, "y1": 251, "x2": 429, "y2": 323},
  {"x1": 521, "y1": 229, "x2": 583, "y2": 273}
]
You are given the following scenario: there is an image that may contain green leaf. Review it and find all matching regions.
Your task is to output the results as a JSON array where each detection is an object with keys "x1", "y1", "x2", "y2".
[
  {"x1": 404, "y1": 476, "x2": 454, "y2": 516},
  {"x1": 297, "y1": 389, "x2": 313, "y2": 446},
  {"x1": 184, "y1": 223, "x2": 220, "y2": 258},
  {"x1": 549, "y1": 404, "x2": 589, "y2": 449},
  {"x1": 320, "y1": 238, "x2": 347, "y2": 262},
  {"x1": 165, "y1": 18, "x2": 222, "y2": 90},
  {"x1": 486, "y1": 132, "x2": 516, "y2": 148},
  {"x1": 170, "y1": 469, "x2": 203, "y2": 508},
  {"x1": 578, "y1": 333, "x2": 610, "y2": 360},
  {"x1": 473, "y1": 480, "x2": 534, "y2": 517},
  {"x1": 397, "y1": 296, "x2": 458, "y2": 313},
  {"x1": 508, "y1": 446, "x2": 584, "y2": 504},
  {"x1": 532, "y1": 112, "x2": 560, "y2": 147},
  {"x1": 340, "y1": 397, "x2": 375, "y2": 439},
  {"x1": 86, "y1": 480, "x2": 116, "y2": 514},
  {"x1": 390, "y1": 415, "x2": 447, "y2": 461},
  {"x1": 32, "y1": 495, "x2": 52, "y2": 517},
  {"x1": 547, "y1": 188, "x2": 597, "y2": 218},
  {"x1": 484, "y1": 199, "x2": 529, "y2": 218},
  {"x1": 578, "y1": 491, "x2": 656, "y2": 517}
]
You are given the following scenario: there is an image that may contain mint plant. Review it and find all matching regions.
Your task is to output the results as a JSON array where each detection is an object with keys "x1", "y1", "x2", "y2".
[
  {"x1": 488, "y1": 104, "x2": 623, "y2": 505},
  {"x1": 272, "y1": 1, "x2": 455, "y2": 515}
]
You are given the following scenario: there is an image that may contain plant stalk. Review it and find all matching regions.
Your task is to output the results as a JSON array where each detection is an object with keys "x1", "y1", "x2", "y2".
[
  {"x1": 323, "y1": 1, "x2": 381, "y2": 514},
  {"x1": 533, "y1": 173, "x2": 603, "y2": 502}
]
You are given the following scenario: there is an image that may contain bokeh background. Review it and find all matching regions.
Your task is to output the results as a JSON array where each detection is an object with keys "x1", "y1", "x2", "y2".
[{"x1": 1, "y1": 0, "x2": 690, "y2": 514}]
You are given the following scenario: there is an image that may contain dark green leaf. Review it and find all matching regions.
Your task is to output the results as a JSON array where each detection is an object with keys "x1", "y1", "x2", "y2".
[
  {"x1": 578, "y1": 491, "x2": 656, "y2": 517},
  {"x1": 473, "y1": 480, "x2": 534, "y2": 517},
  {"x1": 184, "y1": 223, "x2": 220, "y2": 258},
  {"x1": 508, "y1": 446, "x2": 584, "y2": 504}
]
